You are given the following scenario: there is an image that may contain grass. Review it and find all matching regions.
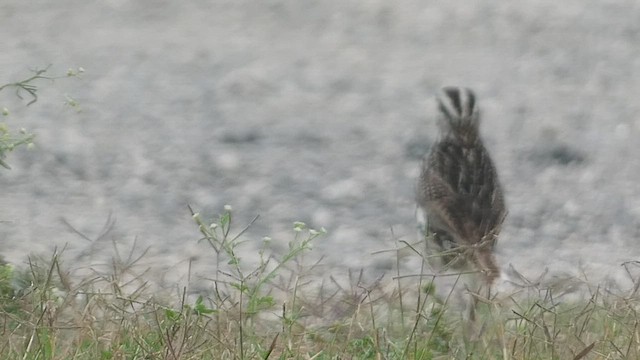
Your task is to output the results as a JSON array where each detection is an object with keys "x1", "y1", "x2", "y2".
[{"x1": 0, "y1": 206, "x2": 638, "y2": 359}]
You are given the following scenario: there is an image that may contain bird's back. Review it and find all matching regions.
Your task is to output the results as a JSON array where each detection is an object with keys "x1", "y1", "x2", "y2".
[{"x1": 417, "y1": 87, "x2": 506, "y2": 283}]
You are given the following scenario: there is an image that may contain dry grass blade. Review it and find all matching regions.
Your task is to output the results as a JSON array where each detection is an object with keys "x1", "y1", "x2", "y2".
[
  {"x1": 573, "y1": 341, "x2": 596, "y2": 360},
  {"x1": 263, "y1": 332, "x2": 279, "y2": 360}
]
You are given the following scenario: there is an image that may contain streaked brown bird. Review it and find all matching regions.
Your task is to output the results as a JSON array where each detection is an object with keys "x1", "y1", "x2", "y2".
[{"x1": 416, "y1": 87, "x2": 506, "y2": 320}]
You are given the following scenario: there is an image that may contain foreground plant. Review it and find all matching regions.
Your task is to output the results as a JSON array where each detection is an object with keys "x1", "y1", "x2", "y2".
[
  {"x1": 0, "y1": 207, "x2": 638, "y2": 359},
  {"x1": 188, "y1": 205, "x2": 325, "y2": 358},
  {"x1": 0, "y1": 66, "x2": 82, "y2": 169}
]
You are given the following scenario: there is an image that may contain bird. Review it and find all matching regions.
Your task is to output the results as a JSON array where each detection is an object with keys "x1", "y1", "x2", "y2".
[{"x1": 416, "y1": 87, "x2": 506, "y2": 321}]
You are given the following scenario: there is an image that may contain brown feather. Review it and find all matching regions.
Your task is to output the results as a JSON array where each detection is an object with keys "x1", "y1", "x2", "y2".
[{"x1": 417, "y1": 87, "x2": 506, "y2": 285}]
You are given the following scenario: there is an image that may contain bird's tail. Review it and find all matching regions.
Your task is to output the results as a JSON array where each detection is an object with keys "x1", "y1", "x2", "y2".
[{"x1": 436, "y1": 87, "x2": 480, "y2": 144}]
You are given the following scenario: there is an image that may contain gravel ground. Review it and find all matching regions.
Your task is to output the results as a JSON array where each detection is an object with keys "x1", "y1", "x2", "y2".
[{"x1": 1, "y1": 1, "x2": 640, "y2": 293}]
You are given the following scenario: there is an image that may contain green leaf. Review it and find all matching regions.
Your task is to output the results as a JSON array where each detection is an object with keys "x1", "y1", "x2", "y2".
[
  {"x1": 220, "y1": 212, "x2": 230, "y2": 228},
  {"x1": 165, "y1": 308, "x2": 180, "y2": 322},
  {"x1": 193, "y1": 295, "x2": 215, "y2": 315}
]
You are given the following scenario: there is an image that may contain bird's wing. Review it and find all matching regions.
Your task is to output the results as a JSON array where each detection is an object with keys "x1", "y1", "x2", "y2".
[{"x1": 419, "y1": 170, "x2": 473, "y2": 242}]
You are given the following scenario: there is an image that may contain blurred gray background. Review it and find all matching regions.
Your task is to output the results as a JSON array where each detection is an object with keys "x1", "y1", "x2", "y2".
[{"x1": 1, "y1": 1, "x2": 640, "y2": 290}]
